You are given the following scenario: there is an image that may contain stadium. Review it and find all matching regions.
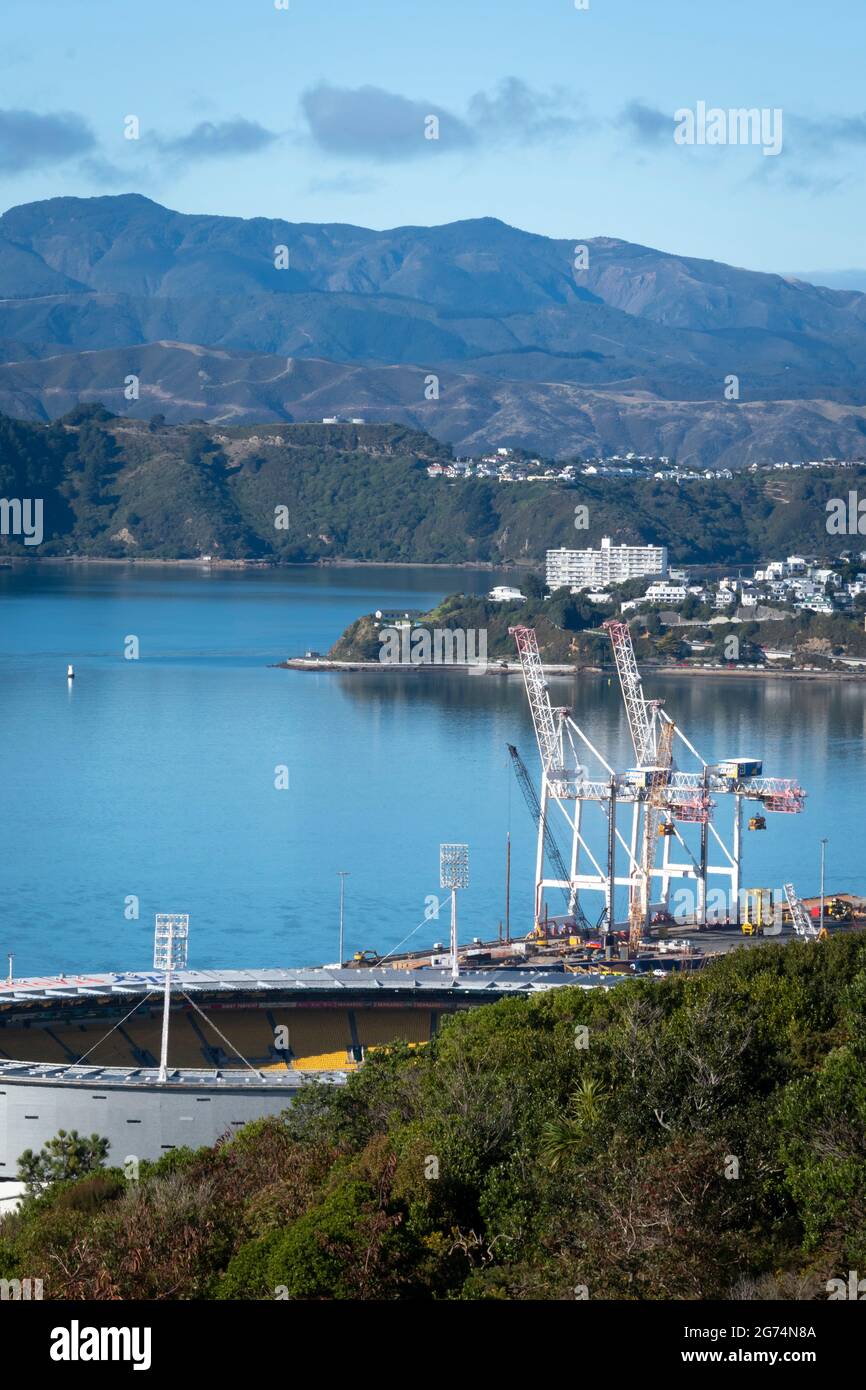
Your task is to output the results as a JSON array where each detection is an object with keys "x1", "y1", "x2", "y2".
[{"x1": 0, "y1": 964, "x2": 577, "y2": 1173}]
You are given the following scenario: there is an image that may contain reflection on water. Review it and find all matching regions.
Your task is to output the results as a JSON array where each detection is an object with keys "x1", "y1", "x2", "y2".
[{"x1": 0, "y1": 565, "x2": 863, "y2": 976}]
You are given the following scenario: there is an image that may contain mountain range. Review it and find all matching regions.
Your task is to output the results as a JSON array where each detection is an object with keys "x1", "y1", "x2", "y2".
[{"x1": 2, "y1": 194, "x2": 866, "y2": 464}]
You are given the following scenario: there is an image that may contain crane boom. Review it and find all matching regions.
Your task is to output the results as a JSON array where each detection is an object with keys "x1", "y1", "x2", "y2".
[
  {"x1": 509, "y1": 626, "x2": 561, "y2": 773},
  {"x1": 603, "y1": 619, "x2": 656, "y2": 765},
  {"x1": 507, "y1": 745, "x2": 592, "y2": 932}
]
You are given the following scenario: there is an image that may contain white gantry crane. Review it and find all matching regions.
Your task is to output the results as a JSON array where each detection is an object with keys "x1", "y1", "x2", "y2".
[
  {"x1": 510, "y1": 625, "x2": 589, "y2": 929},
  {"x1": 607, "y1": 618, "x2": 674, "y2": 948},
  {"x1": 510, "y1": 621, "x2": 806, "y2": 945}
]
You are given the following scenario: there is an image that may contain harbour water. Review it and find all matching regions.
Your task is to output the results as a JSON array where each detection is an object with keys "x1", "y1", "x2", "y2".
[{"x1": 1, "y1": 564, "x2": 864, "y2": 977}]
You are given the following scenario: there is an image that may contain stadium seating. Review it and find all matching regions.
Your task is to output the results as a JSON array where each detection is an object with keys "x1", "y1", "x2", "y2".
[
  {"x1": 354, "y1": 1008, "x2": 432, "y2": 1048},
  {"x1": 0, "y1": 1003, "x2": 435, "y2": 1071},
  {"x1": 0, "y1": 1027, "x2": 69, "y2": 1063},
  {"x1": 270, "y1": 1009, "x2": 353, "y2": 1068}
]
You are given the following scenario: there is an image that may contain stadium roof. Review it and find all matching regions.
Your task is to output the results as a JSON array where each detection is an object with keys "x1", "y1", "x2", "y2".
[
  {"x1": 0, "y1": 1058, "x2": 347, "y2": 1088},
  {"x1": 0, "y1": 965, "x2": 615, "y2": 1007}
]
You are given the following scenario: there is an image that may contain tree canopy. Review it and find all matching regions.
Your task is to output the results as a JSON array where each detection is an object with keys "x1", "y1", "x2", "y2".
[{"x1": 1, "y1": 934, "x2": 864, "y2": 1300}]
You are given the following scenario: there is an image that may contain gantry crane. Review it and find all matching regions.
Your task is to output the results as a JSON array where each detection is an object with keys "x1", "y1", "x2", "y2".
[
  {"x1": 507, "y1": 744, "x2": 592, "y2": 933},
  {"x1": 510, "y1": 620, "x2": 806, "y2": 937},
  {"x1": 606, "y1": 618, "x2": 675, "y2": 947},
  {"x1": 509, "y1": 626, "x2": 588, "y2": 928}
]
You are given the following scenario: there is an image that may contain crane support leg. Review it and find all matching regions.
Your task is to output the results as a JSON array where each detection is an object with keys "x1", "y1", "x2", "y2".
[
  {"x1": 569, "y1": 797, "x2": 582, "y2": 917},
  {"x1": 732, "y1": 795, "x2": 743, "y2": 924},
  {"x1": 606, "y1": 778, "x2": 617, "y2": 937},
  {"x1": 698, "y1": 815, "x2": 709, "y2": 926},
  {"x1": 661, "y1": 825, "x2": 672, "y2": 908},
  {"x1": 535, "y1": 775, "x2": 548, "y2": 928}
]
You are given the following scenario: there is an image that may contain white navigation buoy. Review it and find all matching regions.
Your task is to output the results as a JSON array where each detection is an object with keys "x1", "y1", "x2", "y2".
[{"x1": 67, "y1": 664, "x2": 75, "y2": 681}]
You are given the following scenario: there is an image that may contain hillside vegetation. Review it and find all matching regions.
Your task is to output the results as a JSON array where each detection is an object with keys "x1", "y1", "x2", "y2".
[
  {"x1": 1, "y1": 408, "x2": 864, "y2": 564},
  {"x1": 328, "y1": 590, "x2": 604, "y2": 663},
  {"x1": 330, "y1": 588, "x2": 866, "y2": 668},
  {"x1": 1, "y1": 935, "x2": 864, "y2": 1300}
]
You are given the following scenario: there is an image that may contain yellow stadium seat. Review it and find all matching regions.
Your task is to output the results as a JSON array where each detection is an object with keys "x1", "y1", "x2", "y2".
[
  {"x1": 354, "y1": 1009, "x2": 432, "y2": 1048},
  {"x1": 293, "y1": 1051, "x2": 356, "y2": 1072},
  {"x1": 270, "y1": 1009, "x2": 353, "y2": 1069}
]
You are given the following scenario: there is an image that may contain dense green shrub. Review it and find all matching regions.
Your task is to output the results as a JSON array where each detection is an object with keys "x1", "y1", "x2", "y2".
[{"x1": 2, "y1": 935, "x2": 865, "y2": 1299}]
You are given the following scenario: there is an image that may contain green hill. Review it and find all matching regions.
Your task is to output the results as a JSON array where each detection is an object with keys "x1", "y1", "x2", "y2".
[
  {"x1": 329, "y1": 588, "x2": 866, "y2": 669},
  {"x1": 328, "y1": 590, "x2": 609, "y2": 664},
  {"x1": 1, "y1": 406, "x2": 865, "y2": 564}
]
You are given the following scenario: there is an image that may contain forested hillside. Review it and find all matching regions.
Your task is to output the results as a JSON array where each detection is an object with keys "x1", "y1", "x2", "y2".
[{"x1": 0, "y1": 406, "x2": 863, "y2": 563}]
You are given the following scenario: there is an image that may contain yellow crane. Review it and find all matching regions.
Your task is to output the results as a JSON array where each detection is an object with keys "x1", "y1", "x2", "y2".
[{"x1": 741, "y1": 888, "x2": 777, "y2": 936}]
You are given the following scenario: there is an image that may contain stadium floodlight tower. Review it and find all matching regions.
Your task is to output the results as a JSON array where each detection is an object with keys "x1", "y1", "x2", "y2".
[
  {"x1": 439, "y1": 844, "x2": 469, "y2": 982},
  {"x1": 154, "y1": 913, "x2": 189, "y2": 1083}
]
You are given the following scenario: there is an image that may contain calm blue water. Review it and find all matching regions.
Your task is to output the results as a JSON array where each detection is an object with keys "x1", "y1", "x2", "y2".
[{"x1": 1, "y1": 564, "x2": 864, "y2": 977}]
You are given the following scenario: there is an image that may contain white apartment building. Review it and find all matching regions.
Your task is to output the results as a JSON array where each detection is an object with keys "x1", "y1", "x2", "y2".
[
  {"x1": 546, "y1": 536, "x2": 668, "y2": 591},
  {"x1": 644, "y1": 582, "x2": 687, "y2": 605}
]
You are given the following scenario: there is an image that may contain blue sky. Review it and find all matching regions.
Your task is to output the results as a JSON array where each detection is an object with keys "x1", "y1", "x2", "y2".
[{"x1": 1, "y1": 0, "x2": 864, "y2": 273}]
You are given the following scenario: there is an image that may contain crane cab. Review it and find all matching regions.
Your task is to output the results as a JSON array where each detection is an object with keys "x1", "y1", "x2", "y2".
[
  {"x1": 717, "y1": 758, "x2": 763, "y2": 780},
  {"x1": 624, "y1": 767, "x2": 671, "y2": 790}
]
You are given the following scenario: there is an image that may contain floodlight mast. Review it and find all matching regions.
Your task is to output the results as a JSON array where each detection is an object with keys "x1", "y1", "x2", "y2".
[
  {"x1": 440, "y1": 844, "x2": 469, "y2": 981},
  {"x1": 153, "y1": 914, "x2": 189, "y2": 1083}
]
